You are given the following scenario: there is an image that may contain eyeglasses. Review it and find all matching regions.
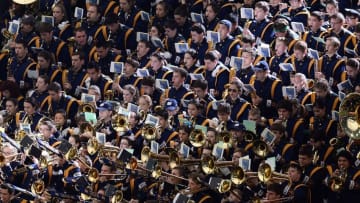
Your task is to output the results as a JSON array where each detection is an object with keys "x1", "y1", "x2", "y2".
[{"x1": 228, "y1": 89, "x2": 238, "y2": 92}]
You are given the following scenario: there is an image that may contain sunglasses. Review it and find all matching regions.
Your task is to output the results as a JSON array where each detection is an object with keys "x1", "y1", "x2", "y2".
[{"x1": 228, "y1": 88, "x2": 238, "y2": 92}]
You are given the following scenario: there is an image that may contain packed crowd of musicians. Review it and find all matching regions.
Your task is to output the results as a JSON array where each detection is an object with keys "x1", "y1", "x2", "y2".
[{"x1": 0, "y1": 0, "x2": 360, "y2": 202}]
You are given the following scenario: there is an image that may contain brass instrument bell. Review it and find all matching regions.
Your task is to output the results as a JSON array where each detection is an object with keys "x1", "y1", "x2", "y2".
[
  {"x1": 141, "y1": 123, "x2": 158, "y2": 141},
  {"x1": 87, "y1": 137, "x2": 100, "y2": 156},
  {"x1": 31, "y1": 179, "x2": 45, "y2": 195},
  {"x1": 80, "y1": 122, "x2": 96, "y2": 137},
  {"x1": 112, "y1": 114, "x2": 129, "y2": 132},
  {"x1": 189, "y1": 129, "x2": 206, "y2": 147},
  {"x1": 104, "y1": 90, "x2": 114, "y2": 101},
  {"x1": 111, "y1": 190, "x2": 124, "y2": 203},
  {"x1": 252, "y1": 140, "x2": 269, "y2": 158},
  {"x1": 339, "y1": 93, "x2": 360, "y2": 140},
  {"x1": 258, "y1": 163, "x2": 272, "y2": 183},
  {"x1": 79, "y1": 102, "x2": 96, "y2": 113}
]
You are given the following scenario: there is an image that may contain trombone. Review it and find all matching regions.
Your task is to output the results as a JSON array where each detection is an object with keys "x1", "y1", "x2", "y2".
[
  {"x1": 252, "y1": 140, "x2": 270, "y2": 158},
  {"x1": 140, "y1": 146, "x2": 170, "y2": 162},
  {"x1": 141, "y1": 123, "x2": 162, "y2": 141},
  {"x1": 257, "y1": 163, "x2": 289, "y2": 184}
]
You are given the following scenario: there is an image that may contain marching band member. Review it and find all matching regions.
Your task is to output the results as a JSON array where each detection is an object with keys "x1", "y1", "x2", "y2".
[
  {"x1": 37, "y1": 22, "x2": 71, "y2": 68},
  {"x1": 140, "y1": 76, "x2": 163, "y2": 109},
  {"x1": 163, "y1": 19, "x2": 186, "y2": 65},
  {"x1": 121, "y1": 85, "x2": 139, "y2": 109},
  {"x1": 325, "y1": 150, "x2": 360, "y2": 202},
  {"x1": 117, "y1": 0, "x2": 149, "y2": 33},
  {"x1": 283, "y1": 162, "x2": 311, "y2": 203},
  {"x1": 298, "y1": 144, "x2": 327, "y2": 203},
  {"x1": 70, "y1": 27, "x2": 92, "y2": 66},
  {"x1": 83, "y1": 62, "x2": 113, "y2": 100},
  {"x1": 204, "y1": 51, "x2": 230, "y2": 100},
  {"x1": 37, "y1": 50, "x2": 62, "y2": 83},
  {"x1": 38, "y1": 120, "x2": 58, "y2": 146},
  {"x1": 234, "y1": 47, "x2": 256, "y2": 85},
  {"x1": 134, "y1": 40, "x2": 151, "y2": 68},
  {"x1": 164, "y1": 67, "x2": 194, "y2": 105},
  {"x1": 96, "y1": 101, "x2": 116, "y2": 143},
  {"x1": 244, "y1": 1, "x2": 275, "y2": 44},
  {"x1": 312, "y1": 79, "x2": 340, "y2": 116},
  {"x1": 112, "y1": 58, "x2": 142, "y2": 95},
  {"x1": 52, "y1": 3, "x2": 73, "y2": 42},
  {"x1": 63, "y1": 51, "x2": 88, "y2": 97},
  {"x1": 7, "y1": 39, "x2": 37, "y2": 94},
  {"x1": 189, "y1": 24, "x2": 210, "y2": 66},
  {"x1": 309, "y1": 99, "x2": 337, "y2": 142},
  {"x1": 164, "y1": 98, "x2": 181, "y2": 130},
  {"x1": 293, "y1": 73, "x2": 312, "y2": 106},
  {"x1": 3, "y1": 98, "x2": 18, "y2": 138},
  {"x1": 182, "y1": 49, "x2": 202, "y2": 85},
  {"x1": 30, "y1": 75, "x2": 50, "y2": 113},
  {"x1": 15, "y1": 15, "x2": 40, "y2": 54},
  {"x1": 345, "y1": 58, "x2": 360, "y2": 92},
  {"x1": 215, "y1": 19, "x2": 240, "y2": 65},
  {"x1": 327, "y1": 13, "x2": 357, "y2": 58},
  {"x1": 251, "y1": 60, "x2": 283, "y2": 119},
  {"x1": 302, "y1": 11, "x2": 327, "y2": 53},
  {"x1": 45, "y1": 82, "x2": 79, "y2": 122},
  {"x1": 155, "y1": 108, "x2": 178, "y2": 146},
  {"x1": 16, "y1": 98, "x2": 44, "y2": 132},
  {"x1": 316, "y1": 36, "x2": 346, "y2": 92},
  {"x1": 269, "y1": 37, "x2": 289, "y2": 80},
  {"x1": 0, "y1": 80, "x2": 24, "y2": 111},
  {"x1": 148, "y1": 52, "x2": 173, "y2": 81},
  {"x1": 225, "y1": 80, "x2": 252, "y2": 123}
]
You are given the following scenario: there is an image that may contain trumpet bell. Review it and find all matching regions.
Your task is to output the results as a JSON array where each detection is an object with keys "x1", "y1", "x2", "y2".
[
  {"x1": 112, "y1": 114, "x2": 129, "y2": 132},
  {"x1": 87, "y1": 137, "x2": 100, "y2": 156},
  {"x1": 31, "y1": 179, "x2": 45, "y2": 195},
  {"x1": 252, "y1": 140, "x2": 269, "y2": 158},
  {"x1": 111, "y1": 190, "x2": 123, "y2": 203},
  {"x1": 79, "y1": 102, "x2": 96, "y2": 113},
  {"x1": 169, "y1": 152, "x2": 180, "y2": 169},
  {"x1": 219, "y1": 131, "x2": 232, "y2": 149},
  {"x1": 201, "y1": 156, "x2": 215, "y2": 174},
  {"x1": 189, "y1": 129, "x2": 206, "y2": 147},
  {"x1": 152, "y1": 165, "x2": 162, "y2": 179},
  {"x1": 339, "y1": 93, "x2": 360, "y2": 140},
  {"x1": 15, "y1": 129, "x2": 26, "y2": 142},
  {"x1": 88, "y1": 168, "x2": 99, "y2": 183},
  {"x1": 218, "y1": 179, "x2": 232, "y2": 193},
  {"x1": 258, "y1": 163, "x2": 272, "y2": 183},
  {"x1": 65, "y1": 147, "x2": 78, "y2": 161},
  {"x1": 142, "y1": 124, "x2": 157, "y2": 141},
  {"x1": 231, "y1": 166, "x2": 246, "y2": 185}
]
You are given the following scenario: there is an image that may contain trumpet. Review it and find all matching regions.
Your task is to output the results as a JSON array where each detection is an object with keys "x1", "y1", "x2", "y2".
[{"x1": 139, "y1": 110, "x2": 147, "y2": 124}]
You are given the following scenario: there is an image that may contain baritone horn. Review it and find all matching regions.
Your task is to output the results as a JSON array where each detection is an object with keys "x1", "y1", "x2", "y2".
[{"x1": 339, "y1": 93, "x2": 360, "y2": 140}]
